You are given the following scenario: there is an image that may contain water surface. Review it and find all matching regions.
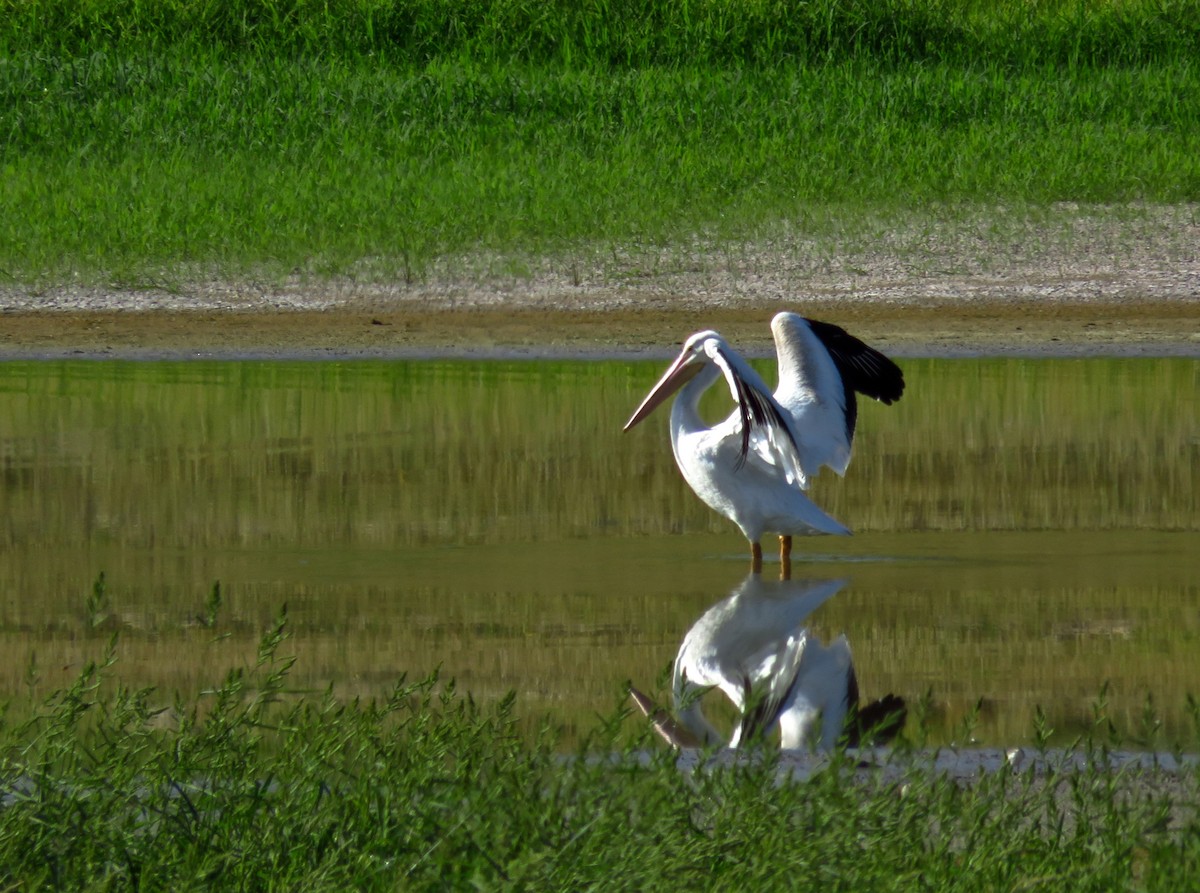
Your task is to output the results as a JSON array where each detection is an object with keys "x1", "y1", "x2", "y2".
[{"x1": 0, "y1": 358, "x2": 1195, "y2": 745}]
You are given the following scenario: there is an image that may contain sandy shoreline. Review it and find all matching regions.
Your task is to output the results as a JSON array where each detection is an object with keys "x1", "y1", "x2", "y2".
[{"x1": 4, "y1": 213, "x2": 1198, "y2": 359}]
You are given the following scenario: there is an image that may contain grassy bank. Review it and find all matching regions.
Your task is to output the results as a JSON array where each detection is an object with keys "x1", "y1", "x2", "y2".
[
  {"x1": 1, "y1": 625, "x2": 1198, "y2": 890},
  {"x1": 2, "y1": 1, "x2": 1199, "y2": 287}
]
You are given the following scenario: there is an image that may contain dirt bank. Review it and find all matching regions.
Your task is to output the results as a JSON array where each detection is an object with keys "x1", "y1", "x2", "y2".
[
  {"x1": 3, "y1": 213, "x2": 1198, "y2": 358},
  {"x1": 1, "y1": 297, "x2": 1196, "y2": 360}
]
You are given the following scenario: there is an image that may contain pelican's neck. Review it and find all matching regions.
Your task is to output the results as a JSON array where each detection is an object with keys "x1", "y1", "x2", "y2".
[
  {"x1": 673, "y1": 650, "x2": 727, "y2": 748},
  {"x1": 675, "y1": 701, "x2": 725, "y2": 748},
  {"x1": 669, "y1": 361, "x2": 722, "y2": 435}
]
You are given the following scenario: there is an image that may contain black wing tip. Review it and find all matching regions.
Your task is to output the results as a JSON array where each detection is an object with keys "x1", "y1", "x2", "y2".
[
  {"x1": 874, "y1": 366, "x2": 905, "y2": 405},
  {"x1": 847, "y1": 694, "x2": 908, "y2": 747},
  {"x1": 802, "y1": 316, "x2": 905, "y2": 405}
]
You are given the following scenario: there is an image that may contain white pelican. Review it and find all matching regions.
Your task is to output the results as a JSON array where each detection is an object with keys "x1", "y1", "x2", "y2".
[
  {"x1": 624, "y1": 313, "x2": 905, "y2": 573},
  {"x1": 629, "y1": 574, "x2": 905, "y2": 751}
]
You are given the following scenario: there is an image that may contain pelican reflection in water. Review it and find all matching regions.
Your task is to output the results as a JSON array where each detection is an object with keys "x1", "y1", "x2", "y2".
[
  {"x1": 629, "y1": 574, "x2": 905, "y2": 751},
  {"x1": 624, "y1": 313, "x2": 905, "y2": 574}
]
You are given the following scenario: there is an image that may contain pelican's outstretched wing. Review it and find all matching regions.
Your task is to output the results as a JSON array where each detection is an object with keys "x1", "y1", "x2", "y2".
[
  {"x1": 805, "y1": 319, "x2": 905, "y2": 443},
  {"x1": 772, "y1": 313, "x2": 905, "y2": 478}
]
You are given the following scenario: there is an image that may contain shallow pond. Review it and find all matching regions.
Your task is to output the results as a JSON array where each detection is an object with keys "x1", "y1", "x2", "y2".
[{"x1": 0, "y1": 357, "x2": 1196, "y2": 746}]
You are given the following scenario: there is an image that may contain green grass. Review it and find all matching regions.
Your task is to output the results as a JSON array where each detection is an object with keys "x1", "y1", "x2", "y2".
[
  {"x1": 1, "y1": 623, "x2": 1198, "y2": 890},
  {"x1": 2, "y1": 0, "x2": 1199, "y2": 286},
  {"x1": 6, "y1": 0, "x2": 1199, "y2": 66}
]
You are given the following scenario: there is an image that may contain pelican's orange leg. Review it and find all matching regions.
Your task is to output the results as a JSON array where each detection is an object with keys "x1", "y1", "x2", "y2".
[
  {"x1": 779, "y1": 535, "x2": 793, "y2": 580},
  {"x1": 751, "y1": 542, "x2": 763, "y2": 575}
]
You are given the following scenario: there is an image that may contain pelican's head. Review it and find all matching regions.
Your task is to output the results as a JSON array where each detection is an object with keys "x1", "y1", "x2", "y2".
[{"x1": 623, "y1": 330, "x2": 723, "y2": 431}]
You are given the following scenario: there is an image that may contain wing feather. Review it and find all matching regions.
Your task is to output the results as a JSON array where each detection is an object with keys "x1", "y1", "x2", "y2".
[
  {"x1": 804, "y1": 319, "x2": 905, "y2": 442},
  {"x1": 772, "y1": 313, "x2": 905, "y2": 477},
  {"x1": 733, "y1": 632, "x2": 809, "y2": 746},
  {"x1": 708, "y1": 341, "x2": 808, "y2": 487}
]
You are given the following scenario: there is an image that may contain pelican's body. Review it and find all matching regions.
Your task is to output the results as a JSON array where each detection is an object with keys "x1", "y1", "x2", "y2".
[
  {"x1": 625, "y1": 313, "x2": 905, "y2": 571},
  {"x1": 664, "y1": 362, "x2": 851, "y2": 545},
  {"x1": 630, "y1": 574, "x2": 905, "y2": 752}
]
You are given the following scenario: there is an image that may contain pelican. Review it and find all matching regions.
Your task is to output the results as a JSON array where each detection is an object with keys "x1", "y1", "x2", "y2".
[
  {"x1": 624, "y1": 313, "x2": 904, "y2": 573},
  {"x1": 629, "y1": 574, "x2": 905, "y2": 751}
]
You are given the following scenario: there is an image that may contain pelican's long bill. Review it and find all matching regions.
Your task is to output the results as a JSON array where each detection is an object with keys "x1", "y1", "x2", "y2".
[{"x1": 623, "y1": 350, "x2": 703, "y2": 431}]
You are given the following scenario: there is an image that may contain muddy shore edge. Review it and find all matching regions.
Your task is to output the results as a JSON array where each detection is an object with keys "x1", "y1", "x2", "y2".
[{"x1": 3, "y1": 272, "x2": 1197, "y2": 360}]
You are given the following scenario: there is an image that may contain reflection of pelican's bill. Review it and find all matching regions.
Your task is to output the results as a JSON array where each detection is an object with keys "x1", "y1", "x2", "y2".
[{"x1": 627, "y1": 685, "x2": 702, "y2": 749}]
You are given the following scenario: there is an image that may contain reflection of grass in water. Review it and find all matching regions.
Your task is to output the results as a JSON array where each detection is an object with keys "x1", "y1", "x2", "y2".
[
  {"x1": 3, "y1": 627, "x2": 1199, "y2": 887},
  {"x1": 5, "y1": 548, "x2": 1197, "y2": 750},
  {"x1": 833, "y1": 358, "x2": 1198, "y2": 534},
  {"x1": 0, "y1": 359, "x2": 1195, "y2": 744},
  {"x1": 826, "y1": 575, "x2": 1200, "y2": 748},
  {"x1": 0, "y1": 358, "x2": 1194, "y2": 549}
]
